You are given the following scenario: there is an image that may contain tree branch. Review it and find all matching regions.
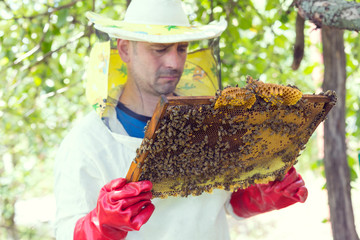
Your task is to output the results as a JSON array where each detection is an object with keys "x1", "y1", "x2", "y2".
[
  {"x1": 292, "y1": 13, "x2": 305, "y2": 70},
  {"x1": 20, "y1": 32, "x2": 85, "y2": 71},
  {"x1": 0, "y1": 0, "x2": 81, "y2": 21},
  {"x1": 13, "y1": 17, "x2": 51, "y2": 65},
  {"x1": 0, "y1": 0, "x2": 13, "y2": 13},
  {"x1": 296, "y1": 0, "x2": 360, "y2": 31},
  {"x1": 1, "y1": 31, "x2": 86, "y2": 75}
]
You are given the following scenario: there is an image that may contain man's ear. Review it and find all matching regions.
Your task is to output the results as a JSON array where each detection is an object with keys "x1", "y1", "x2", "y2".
[{"x1": 117, "y1": 39, "x2": 130, "y2": 63}]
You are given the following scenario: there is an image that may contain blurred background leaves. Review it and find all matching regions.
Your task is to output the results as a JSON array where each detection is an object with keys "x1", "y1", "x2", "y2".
[{"x1": 0, "y1": 0, "x2": 359, "y2": 239}]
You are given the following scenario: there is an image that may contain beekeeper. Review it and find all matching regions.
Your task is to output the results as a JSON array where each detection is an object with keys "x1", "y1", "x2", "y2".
[{"x1": 54, "y1": 0, "x2": 308, "y2": 239}]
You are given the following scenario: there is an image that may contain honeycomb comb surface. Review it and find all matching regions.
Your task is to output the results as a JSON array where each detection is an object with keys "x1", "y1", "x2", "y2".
[
  {"x1": 246, "y1": 76, "x2": 303, "y2": 106},
  {"x1": 127, "y1": 79, "x2": 336, "y2": 198},
  {"x1": 214, "y1": 87, "x2": 256, "y2": 109}
]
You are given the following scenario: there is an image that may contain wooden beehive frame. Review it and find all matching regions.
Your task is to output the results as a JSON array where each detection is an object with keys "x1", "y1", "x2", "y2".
[{"x1": 126, "y1": 94, "x2": 334, "y2": 198}]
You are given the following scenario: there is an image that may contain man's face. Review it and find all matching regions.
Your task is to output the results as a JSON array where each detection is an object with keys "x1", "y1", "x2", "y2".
[{"x1": 127, "y1": 41, "x2": 188, "y2": 96}]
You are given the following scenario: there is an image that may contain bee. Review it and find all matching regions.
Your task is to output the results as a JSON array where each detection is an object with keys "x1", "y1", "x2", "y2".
[{"x1": 137, "y1": 162, "x2": 142, "y2": 169}]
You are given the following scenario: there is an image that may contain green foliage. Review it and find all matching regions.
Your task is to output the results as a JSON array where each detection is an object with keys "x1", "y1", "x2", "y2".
[
  {"x1": 344, "y1": 30, "x2": 360, "y2": 185},
  {"x1": 187, "y1": 0, "x2": 319, "y2": 93},
  {"x1": 0, "y1": 0, "x2": 94, "y2": 238},
  {"x1": 1, "y1": 0, "x2": 360, "y2": 238}
]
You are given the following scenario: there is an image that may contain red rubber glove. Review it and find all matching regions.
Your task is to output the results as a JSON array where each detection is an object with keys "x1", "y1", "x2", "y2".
[
  {"x1": 230, "y1": 167, "x2": 308, "y2": 218},
  {"x1": 74, "y1": 178, "x2": 155, "y2": 240}
]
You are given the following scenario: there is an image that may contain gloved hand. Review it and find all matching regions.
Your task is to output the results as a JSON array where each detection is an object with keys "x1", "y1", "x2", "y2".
[
  {"x1": 230, "y1": 167, "x2": 308, "y2": 218},
  {"x1": 74, "y1": 178, "x2": 155, "y2": 240}
]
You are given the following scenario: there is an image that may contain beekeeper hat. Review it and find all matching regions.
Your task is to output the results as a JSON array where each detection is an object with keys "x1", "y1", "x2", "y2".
[{"x1": 86, "y1": 0, "x2": 227, "y2": 43}]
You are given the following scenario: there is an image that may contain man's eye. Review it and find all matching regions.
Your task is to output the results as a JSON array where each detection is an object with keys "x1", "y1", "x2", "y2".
[
  {"x1": 155, "y1": 48, "x2": 166, "y2": 53},
  {"x1": 178, "y1": 47, "x2": 187, "y2": 53}
]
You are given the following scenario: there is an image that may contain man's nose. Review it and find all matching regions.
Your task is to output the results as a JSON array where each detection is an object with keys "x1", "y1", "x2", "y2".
[{"x1": 164, "y1": 48, "x2": 184, "y2": 69}]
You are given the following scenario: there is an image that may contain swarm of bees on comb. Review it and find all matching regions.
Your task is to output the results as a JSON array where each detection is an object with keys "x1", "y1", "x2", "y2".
[{"x1": 126, "y1": 76, "x2": 336, "y2": 198}]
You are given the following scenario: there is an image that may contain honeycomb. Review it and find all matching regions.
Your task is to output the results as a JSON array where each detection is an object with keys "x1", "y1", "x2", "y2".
[
  {"x1": 245, "y1": 76, "x2": 303, "y2": 106},
  {"x1": 214, "y1": 77, "x2": 303, "y2": 109},
  {"x1": 126, "y1": 79, "x2": 336, "y2": 198},
  {"x1": 214, "y1": 87, "x2": 256, "y2": 109}
]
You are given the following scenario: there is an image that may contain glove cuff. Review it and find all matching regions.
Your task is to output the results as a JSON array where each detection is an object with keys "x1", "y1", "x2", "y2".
[
  {"x1": 74, "y1": 209, "x2": 128, "y2": 240},
  {"x1": 230, "y1": 185, "x2": 269, "y2": 218}
]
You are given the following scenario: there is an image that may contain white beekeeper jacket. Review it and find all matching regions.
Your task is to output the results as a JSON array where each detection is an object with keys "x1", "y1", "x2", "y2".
[{"x1": 54, "y1": 105, "x2": 240, "y2": 240}]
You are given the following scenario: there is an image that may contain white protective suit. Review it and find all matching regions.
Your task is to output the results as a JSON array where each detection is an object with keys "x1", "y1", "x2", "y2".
[{"x1": 54, "y1": 106, "x2": 240, "y2": 240}]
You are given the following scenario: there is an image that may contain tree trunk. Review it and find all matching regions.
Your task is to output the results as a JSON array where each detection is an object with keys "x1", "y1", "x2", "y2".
[
  {"x1": 322, "y1": 25, "x2": 359, "y2": 240},
  {"x1": 296, "y1": 0, "x2": 360, "y2": 31}
]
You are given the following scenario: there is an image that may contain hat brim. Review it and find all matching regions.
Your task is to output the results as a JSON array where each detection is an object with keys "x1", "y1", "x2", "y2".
[{"x1": 86, "y1": 12, "x2": 227, "y2": 43}]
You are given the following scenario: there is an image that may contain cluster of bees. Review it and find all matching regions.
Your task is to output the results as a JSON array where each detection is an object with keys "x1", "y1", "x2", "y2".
[{"x1": 135, "y1": 77, "x2": 336, "y2": 198}]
